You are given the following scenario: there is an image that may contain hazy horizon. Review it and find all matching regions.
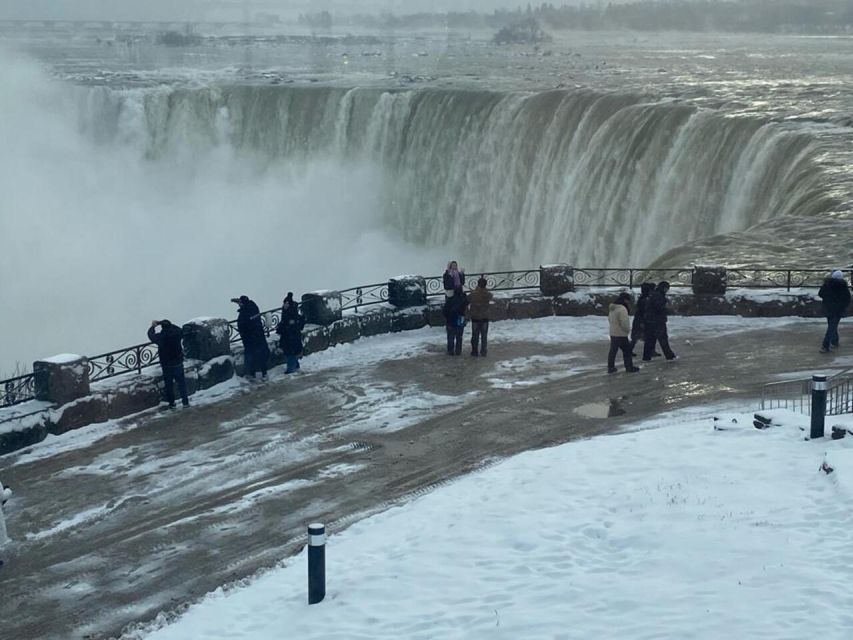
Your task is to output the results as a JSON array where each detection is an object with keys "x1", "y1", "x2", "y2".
[{"x1": 0, "y1": 0, "x2": 631, "y2": 22}]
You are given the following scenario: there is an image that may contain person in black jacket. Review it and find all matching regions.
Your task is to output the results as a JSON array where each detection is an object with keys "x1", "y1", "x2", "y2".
[
  {"x1": 630, "y1": 281, "x2": 655, "y2": 355},
  {"x1": 232, "y1": 295, "x2": 270, "y2": 380},
  {"x1": 642, "y1": 281, "x2": 677, "y2": 361},
  {"x1": 818, "y1": 270, "x2": 852, "y2": 353},
  {"x1": 443, "y1": 286, "x2": 469, "y2": 356},
  {"x1": 148, "y1": 319, "x2": 189, "y2": 408},
  {"x1": 276, "y1": 292, "x2": 307, "y2": 374}
]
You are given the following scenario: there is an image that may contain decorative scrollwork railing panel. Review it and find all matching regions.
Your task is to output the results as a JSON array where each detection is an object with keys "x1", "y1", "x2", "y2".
[
  {"x1": 340, "y1": 283, "x2": 389, "y2": 312},
  {"x1": 87, "y1": 343, "x2": 161, "y2": 382},
  {"x1": 426, "y1": 270, "x2": 540, "y2": 297},
  {"x1": 727, "y1": 269, "x2": 829, "y2": 290},
  {"x1": 2, "y1": 374, "x2": 36, "y2": 408}
]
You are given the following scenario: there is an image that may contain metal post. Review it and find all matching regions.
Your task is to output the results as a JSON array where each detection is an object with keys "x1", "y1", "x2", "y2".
[
  {"x1": 308, "y1": 523, "x2": 326, "y2": 605},
  {"x1": 810, "y1": 375, "x2": 827, "y2": 439},
  {"x1": 0, "y1": 481, "x2": 10, "y2": 548}
]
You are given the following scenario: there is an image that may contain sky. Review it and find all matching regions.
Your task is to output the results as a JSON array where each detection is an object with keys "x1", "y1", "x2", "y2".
[{"x1": 0, "y1": 0, "x2": 613, "y2": 22}]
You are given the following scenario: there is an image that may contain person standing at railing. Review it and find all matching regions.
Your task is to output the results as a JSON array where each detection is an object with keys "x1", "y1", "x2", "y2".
[
  {"x1": 444, "y1": 286, "x2": 469, "y2": 356},
  {"x1": 443, "y1": 260, "x2": 465, "y2": 298},
  {"x1": 643, "y1": 281, "x2": 677, "y2": 361},
  {"x1": 467, "y1": 277, "x2": 493, "y2": 357},
  {"x1": 276, "y1": 292, "x2": 306, "y2": 374},
  {"x1": 232, "y1": 295, "x2": 270, "y2": 380},
  {"x1": 818, "y1": 270, "x2": 852, "y2": 353},
  {"x1": 147, "y1": 319, "x2": 189, "y2": 409},
  {"x1": 608, "y1": 292, "x2": 640, "y2": 374}
]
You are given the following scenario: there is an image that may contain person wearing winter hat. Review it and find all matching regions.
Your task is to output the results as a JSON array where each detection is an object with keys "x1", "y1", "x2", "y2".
[
  {"x1": 643, "y1": 281, "x2": 677, "y2": 361},
  {"x1": 276, "y1": 292, "x2": 306, "y2": 374},
  {"x1": 608, "y1": 292, "x2": 640, "y2": 373},
  {"x1": 817, "y1": 270, "x2": 852, "y2": 353},
  {"x1": 147, "y1": 319, "x2": 189, "y2": 409},
  {"x1": 232, "y1": 295, "x2": 270, "y2": 379}
]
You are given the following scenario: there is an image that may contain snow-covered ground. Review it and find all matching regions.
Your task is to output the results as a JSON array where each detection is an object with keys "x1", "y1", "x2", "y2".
[{"x1": 133, "y1": 406, "x2": 853, "y2": 640}]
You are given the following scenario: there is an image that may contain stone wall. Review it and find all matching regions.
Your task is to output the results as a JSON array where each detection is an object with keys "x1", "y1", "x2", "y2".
[{"x1": 0, "y1": 285, "x2": 826, "y2": 457}]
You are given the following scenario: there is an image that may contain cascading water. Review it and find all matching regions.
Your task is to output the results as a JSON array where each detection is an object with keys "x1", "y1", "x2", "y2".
[
  {"x1": 82, "y1": 84, "x2": 840, "y2": 269},
  {"x1": 2, "y1": 53, "x2": 849, "y2": 371}
]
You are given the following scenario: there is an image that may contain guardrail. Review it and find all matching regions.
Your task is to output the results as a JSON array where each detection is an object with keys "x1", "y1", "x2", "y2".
[
  {"x1": 2, "y1": 265, "x2": 846, "y2": 409},
  {"x1": 760, "y1": 369, "x2": 853, "y2": 417}
]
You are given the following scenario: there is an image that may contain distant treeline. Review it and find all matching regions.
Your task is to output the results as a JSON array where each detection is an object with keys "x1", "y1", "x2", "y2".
[{"x1": 301, "y1": 1, "x2": 853, "y2": 34}]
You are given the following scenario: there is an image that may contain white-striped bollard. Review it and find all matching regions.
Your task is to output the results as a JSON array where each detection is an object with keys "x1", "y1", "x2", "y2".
[
  {"x1": 811, "y1": 374, "x2": 827, "y2": 439},
  {"x1": 0, "y1": 481, "x2": 9, "y2": 548},
  {"x1": 308, "y1": 523, "x2": 325, "y2": 605}
]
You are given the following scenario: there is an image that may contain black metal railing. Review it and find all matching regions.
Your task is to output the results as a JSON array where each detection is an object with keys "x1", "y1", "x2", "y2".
[
  {"x1": 87, "y1": 342, "x2": 161, "y2": 383},
  {"x1": 760, "y1": 369, "x2": 853, "y2": 417},
  {"x1": 341, "y1": 283, "x2": 389, "y2": 313},
  {"x1": 726, "y1": 269, "x2": 831, "y2": 290},
  {"x1": 2, "y1": 265, "x2": 847, "y2": 409},
  {"x1": 2, "y1": 373, "x2": 36, "y2": 408}
]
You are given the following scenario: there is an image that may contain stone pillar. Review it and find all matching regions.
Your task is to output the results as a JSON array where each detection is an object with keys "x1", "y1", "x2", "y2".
[
  {"x1": 181, "y1": 317, "x2": 233, "y2": 361},
  {"x1": 302, "y1": 291, "x2": 343, "y2": 326},
  {"x1": 33, "y1": 354, "x2": 90, "y2": 405},
  {"x1": 540, "y1": 264, "x2": 575, "y2": 296},
  {"x1": 388, "y1": 275, "x2": 427, "y2": 308},
  {"x1": 692, "y1": 265, "x2": 727, "y2": 295}
]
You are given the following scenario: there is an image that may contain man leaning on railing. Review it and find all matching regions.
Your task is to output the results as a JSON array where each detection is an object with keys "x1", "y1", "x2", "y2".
[{"x1": 147, "y1": 320, "x2": 190, "y2": 409}]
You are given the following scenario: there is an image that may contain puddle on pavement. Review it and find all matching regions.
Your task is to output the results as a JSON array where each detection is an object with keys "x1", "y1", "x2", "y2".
[{"x1": 574, "y1": 399, "x2": 626, "y2": 419}]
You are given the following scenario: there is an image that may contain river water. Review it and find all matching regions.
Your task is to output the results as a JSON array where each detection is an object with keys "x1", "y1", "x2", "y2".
[{"x1": 1, "y1": 26, "x2": 851, "y2": 371}]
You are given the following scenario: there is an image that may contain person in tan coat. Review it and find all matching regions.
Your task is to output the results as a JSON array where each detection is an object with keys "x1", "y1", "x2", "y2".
[
  {"x1": 608, "y1": 292, "x2": 640, "y2": 374},
  {"x1": 467, "y1": 277, "x2": 493, "y2": 356}
]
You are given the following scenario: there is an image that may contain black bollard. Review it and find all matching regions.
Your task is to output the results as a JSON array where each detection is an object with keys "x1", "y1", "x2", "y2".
[
  {"x1": 810, "y1": 375, "x2": 827, "y2": 439},
  {"x1": 308, "y1": 523, "x2": 326, "y2": 605}
]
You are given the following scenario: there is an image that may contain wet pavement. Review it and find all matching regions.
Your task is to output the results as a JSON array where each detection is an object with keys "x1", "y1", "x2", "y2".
[{"x1": 0, "y1": 318, "x2": 844, "y2": 639}]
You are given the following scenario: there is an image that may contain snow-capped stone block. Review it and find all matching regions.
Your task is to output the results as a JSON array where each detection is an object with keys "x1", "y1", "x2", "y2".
[
  {"x1": 388, "y1": 275, "x2": 427, "y2": 308},
  {"x1": 539, "y1": 264, "x2": 575, "y2": 296},
  {"x1": 302, "y1": 291, "x2": 343, "y2": 326},
  {"x1": 182, "y1": 317, "x2": 232, "y2": 361},
  {"x1": 33, "y1": 354, "x2": 90, "y2": 405},
  {"x1": 692, "y1": 265, "x2": 727, "y2": 295}
]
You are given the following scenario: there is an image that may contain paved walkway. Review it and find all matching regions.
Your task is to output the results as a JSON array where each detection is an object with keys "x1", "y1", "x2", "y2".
[{"x1": 0, "y1": 318, "x2": 843, "y2": 639}]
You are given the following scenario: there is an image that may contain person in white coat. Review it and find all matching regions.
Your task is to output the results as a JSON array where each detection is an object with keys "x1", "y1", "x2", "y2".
[{"x1": 608, "y1": 292, "x2": 641, "y2": 374}]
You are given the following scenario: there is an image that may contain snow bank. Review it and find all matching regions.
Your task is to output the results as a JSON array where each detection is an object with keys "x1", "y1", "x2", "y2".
[{"x1": 140, "y1": 408, "x2": 853, "y2": 640}]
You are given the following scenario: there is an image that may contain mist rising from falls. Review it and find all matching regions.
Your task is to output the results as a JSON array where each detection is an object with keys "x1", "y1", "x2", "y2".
[
  {"x1": 0, "y1": 57, "x2": 443, "y2": 372},
  {"x1": 85, "y1": 85, "x2": 837, "y2": 270}
]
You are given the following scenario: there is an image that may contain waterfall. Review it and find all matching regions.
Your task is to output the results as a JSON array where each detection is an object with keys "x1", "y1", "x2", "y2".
[{"x1": 77, "y1": 84, "x2": 838, "y2": 269}]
